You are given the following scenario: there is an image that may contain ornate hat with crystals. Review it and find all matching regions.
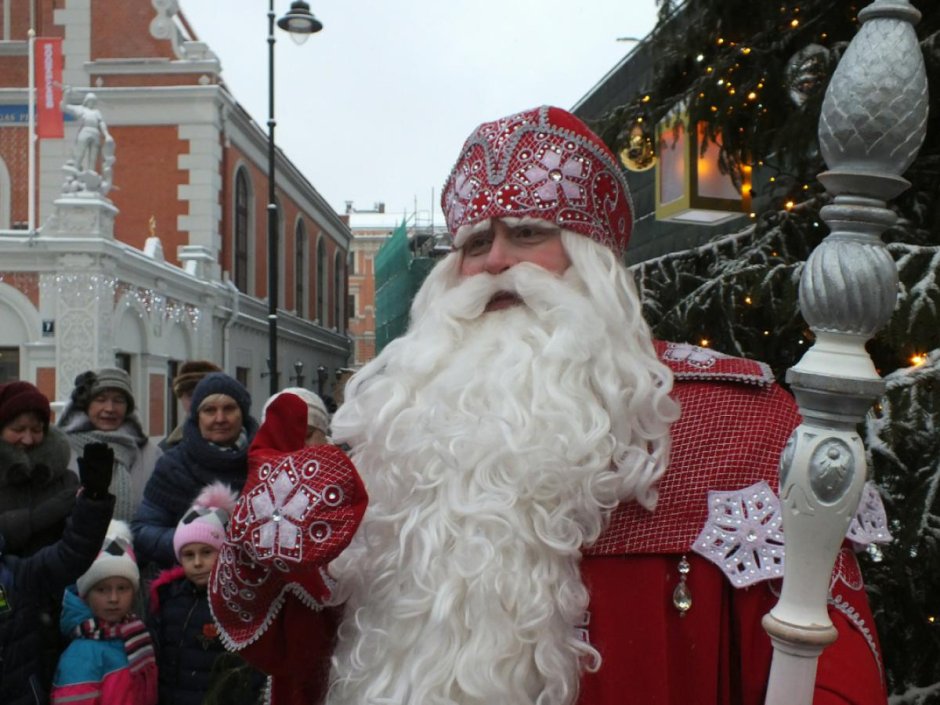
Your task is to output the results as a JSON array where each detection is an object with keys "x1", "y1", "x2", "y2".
[{"x1": 442, "y1": 105, "x2": 634, "y2": 254}]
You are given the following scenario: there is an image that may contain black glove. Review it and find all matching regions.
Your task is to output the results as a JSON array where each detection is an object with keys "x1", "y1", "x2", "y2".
[{"x1": 77, "y1": 442, "x2": 114, "y2": 500}]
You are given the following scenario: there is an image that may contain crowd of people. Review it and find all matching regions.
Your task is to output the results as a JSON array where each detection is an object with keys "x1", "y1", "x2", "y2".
[{"x1": 0, "y1": 107, "x2": 889, "y2": 705}]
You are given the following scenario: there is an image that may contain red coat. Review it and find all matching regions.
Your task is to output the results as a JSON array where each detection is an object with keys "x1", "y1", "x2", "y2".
[
  {"x1": 212, "y1": 344, "x2": 887, "y2": 705},
  {"x1": 577, "y1": 342, "x2": 886, "y2": 704}
]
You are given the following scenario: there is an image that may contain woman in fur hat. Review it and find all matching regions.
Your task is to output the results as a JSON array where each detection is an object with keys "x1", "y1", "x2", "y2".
[{"x1": 57, "y1": 368, "x2": 162, "y2": 522}]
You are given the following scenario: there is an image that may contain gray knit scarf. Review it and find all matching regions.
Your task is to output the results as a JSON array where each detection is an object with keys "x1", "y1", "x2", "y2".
[{"x1": 61, "y1": 411, "x2": 146, "y2": 521}]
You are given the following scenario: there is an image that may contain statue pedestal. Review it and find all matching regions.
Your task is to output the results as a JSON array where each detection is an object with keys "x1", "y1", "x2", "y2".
[{"x1": 45, "y1": 193, "x2": 120, "y2": 239}]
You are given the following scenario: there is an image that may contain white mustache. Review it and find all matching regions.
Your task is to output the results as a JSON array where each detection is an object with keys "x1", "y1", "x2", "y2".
[{"x1": 438, "y1": 263, "x2": 582, "y2": 321}]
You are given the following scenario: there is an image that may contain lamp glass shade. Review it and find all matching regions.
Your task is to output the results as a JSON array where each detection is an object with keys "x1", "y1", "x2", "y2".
[
  {"x1": 659, "y1": 121, "x2": 687, "y2": 206},
  {"x1": 277, "y1": 2, "x2": 323, "y2": 42},
  {"x1": 655, "y1": 109, "x2": 750, "y2": 224}
]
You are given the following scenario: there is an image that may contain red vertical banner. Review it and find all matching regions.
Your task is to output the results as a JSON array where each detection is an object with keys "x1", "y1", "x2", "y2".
[{"x1": 35, "y1": 37, "x2": 63, "y2": 139}]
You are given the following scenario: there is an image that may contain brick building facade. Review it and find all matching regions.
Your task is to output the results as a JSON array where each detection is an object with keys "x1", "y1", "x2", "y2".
[{"x1": 0, "y1": 1, "x2": 351, "y2": 431}]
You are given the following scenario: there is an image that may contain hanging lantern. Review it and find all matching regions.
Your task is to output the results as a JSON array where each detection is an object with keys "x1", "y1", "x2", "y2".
[
  {"x1": 619, "y1": 118, "x2": 656, "y2": 172},
  {"x1": 655, "y1": 109, "x2": 751, "y2": 224}
]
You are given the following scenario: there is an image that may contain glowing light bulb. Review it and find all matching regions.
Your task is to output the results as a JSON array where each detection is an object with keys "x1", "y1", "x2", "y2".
[{"x1": 911, "y1": 354, "x2": 927, "y2": 367}]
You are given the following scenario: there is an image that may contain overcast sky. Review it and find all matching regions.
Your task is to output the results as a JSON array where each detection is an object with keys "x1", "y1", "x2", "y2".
[{"x1": 180, "y1": 1, "x2": 659, "y2": 224}]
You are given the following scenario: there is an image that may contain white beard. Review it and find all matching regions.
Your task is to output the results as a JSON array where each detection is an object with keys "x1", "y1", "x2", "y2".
[{"x1": 327, "y1": 239, "x2": 676, "y2": 705}]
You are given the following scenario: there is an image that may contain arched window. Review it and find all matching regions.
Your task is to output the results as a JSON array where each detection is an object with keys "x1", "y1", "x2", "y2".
[
  {"x1": 295, "y1": 219, "x2": 307, "y2": 317},
  {"x1": 317, "y1": 237, "x2": 327, "y2": 324},
  {"x1": 234, "y1": 168, "x2": 251, "y2": 293},
  {"x1": 334, "y1": 251, "x2": 345, "y2": 333}
]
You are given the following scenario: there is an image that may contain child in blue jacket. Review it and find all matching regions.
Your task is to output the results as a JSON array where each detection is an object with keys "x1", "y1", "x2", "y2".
[{"x1": 52, "y1": 519, "x2": 158, "y2": 705}]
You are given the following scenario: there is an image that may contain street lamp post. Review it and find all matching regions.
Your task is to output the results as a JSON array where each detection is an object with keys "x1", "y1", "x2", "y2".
[{"x1": 267, "y1": 0, "x2": 323, "y2": 396}]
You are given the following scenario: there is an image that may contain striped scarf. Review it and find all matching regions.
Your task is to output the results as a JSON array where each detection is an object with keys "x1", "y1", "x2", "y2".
[{"x1": 74, "y1": 613, "x2": 156, "y2": 675}]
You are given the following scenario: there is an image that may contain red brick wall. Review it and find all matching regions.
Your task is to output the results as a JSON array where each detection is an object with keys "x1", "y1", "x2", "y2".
[
  {"x1": 94, "y1": 74, "x2": 214, "y2": 89},
  {"x1": 108, "y1": 126, "x2": 187, "y2": 264},
  {"x1": 36, "y1": 367, "x2": 56, "y2": 409},
  {"x1": 0, "y1": 129, "x2": 29, "y2": 226},
  {"x1": 149, "y1": 373, "x2": 165, "y2": 436},
  {"x1": 0, "y1": 272, "x2": 40, "y2": 307},
  {"x1": 91, "y1": 0, "x2": 176, "y2": 60}
]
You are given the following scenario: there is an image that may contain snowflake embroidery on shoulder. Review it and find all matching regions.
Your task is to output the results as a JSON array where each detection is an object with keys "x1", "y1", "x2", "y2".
[
  {"x1": 692, "y1": 481, "x2": 785, "y2": 587},
  {"x1": 241, "y1": 454, "x2": 328, "y2": 567},
  {"x1": 845, "y1": 481, "x2": 893, "y2": 547},
  {"x1": 663, "y1": 342, "x2": 728, "y2": 369}
]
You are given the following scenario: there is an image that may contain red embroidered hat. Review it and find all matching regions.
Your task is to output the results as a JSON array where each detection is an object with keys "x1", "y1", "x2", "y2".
[{"x1": 442, "y1": 105, "x2": 633, "y2": 254}]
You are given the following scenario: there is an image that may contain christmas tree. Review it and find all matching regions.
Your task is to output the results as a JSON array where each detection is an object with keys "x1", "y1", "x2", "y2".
[{"x1": 596, "y1": 0, "x2": 940, "y2": 700}]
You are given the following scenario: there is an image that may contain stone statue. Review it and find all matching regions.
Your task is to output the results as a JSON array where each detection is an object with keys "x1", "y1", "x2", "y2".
[{"x1": 60, "y1": 88, "x2": 116, "y2": 196}]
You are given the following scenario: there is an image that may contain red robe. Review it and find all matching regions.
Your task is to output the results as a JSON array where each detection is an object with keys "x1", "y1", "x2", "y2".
[{"x1": 210, "y1": 344, "x2": 887, "y2": 705}]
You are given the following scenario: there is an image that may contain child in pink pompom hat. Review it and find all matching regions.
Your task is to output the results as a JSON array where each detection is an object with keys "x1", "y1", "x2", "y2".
[{"x1": 149, "y1": 483, "x2": 264, "y2": 705}]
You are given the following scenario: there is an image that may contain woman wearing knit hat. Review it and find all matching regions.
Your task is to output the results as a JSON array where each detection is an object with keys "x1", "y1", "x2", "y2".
[
  {"x1": 148, "y1": 483, "x2": 264, "y2": 705},
  {"x1": 52, "y1": 520, "x2": 157, "y2": 705},
  {"x1": 57, "y1": 368, "x2": 162, "y2": 522},
  {"x1": 132, "y1": 372, "x2": 258, "y2": 568}
]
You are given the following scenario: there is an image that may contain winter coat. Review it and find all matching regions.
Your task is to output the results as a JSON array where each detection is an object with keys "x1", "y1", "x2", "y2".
[
  {"x1": 0, "y1": 427, "x2": 82, "y2": 702},
  {"x1": 149, "y1": 567, "x2": 263, "y2": 705},
  {"x1": 132, "y1": 417, "x2": 258, "y2": 569},
  {"x1": 0, "y1": 427, "x2": 79, "y2": 555},
  {"x1": 52, "y1": 588, "x2": 158, "y2": 705},
  {"x1": 0, "y1": 491, "x2": 115, "y2": 705},
  {"x1": 59, "y1": 408, "x2": 161, "y2": 523}
]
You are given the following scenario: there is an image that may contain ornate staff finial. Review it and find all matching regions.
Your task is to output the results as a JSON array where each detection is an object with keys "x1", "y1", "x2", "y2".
[{"x1": 763, "y1": 2, "x2": 928, "y2": 703}]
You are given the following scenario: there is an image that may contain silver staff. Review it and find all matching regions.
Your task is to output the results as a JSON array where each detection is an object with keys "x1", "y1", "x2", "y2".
[{"x1": 763, "y1": 1, "x2": 928, "y2": 703}]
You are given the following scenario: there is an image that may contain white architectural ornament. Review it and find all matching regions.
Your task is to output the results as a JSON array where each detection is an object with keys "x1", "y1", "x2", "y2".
[
  {"x1": 178, "y1": 245, "x2": 219, "y2": 281},
  {"x1": 60, "y1": 88, "x2": 115, "y2": 196},
  {"x1": 150, "y1": 0, "x2": 217, "y2": 61}
]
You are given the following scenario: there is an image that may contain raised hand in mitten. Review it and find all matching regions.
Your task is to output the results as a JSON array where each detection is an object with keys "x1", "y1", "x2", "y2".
[{"x1": 77, "y1": 442, "x2": 114, "y2": 499}]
